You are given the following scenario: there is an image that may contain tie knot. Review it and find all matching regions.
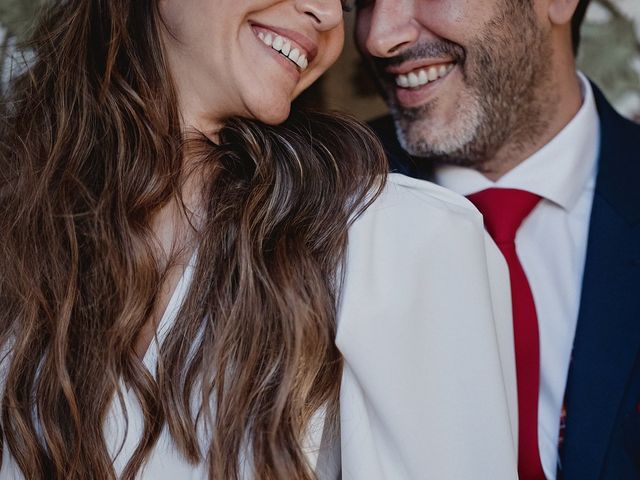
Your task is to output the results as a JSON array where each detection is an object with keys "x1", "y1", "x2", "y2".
[{"x1": 467, "y1": 188, "x2": 541, "y2": 244}]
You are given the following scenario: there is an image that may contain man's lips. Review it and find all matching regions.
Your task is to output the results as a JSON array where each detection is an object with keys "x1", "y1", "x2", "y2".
[
  {"x1": 385, "y1": 57, "x2": 457, "y2": 76},
  {"x1": 392, "y1": 63, "x2": 460, "y2": 108},
  {"x1": 393, "y1": 62, "x2": 455, "y2": 89},
  {"x1": 375, "y1": 57, "x2": 457, "y2": 90}
]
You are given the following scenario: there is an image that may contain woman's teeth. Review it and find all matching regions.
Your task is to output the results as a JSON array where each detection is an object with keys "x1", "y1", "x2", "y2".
[
  {"x1": 257, "y1": 31, "x2": 308, "y2": 71},
  {"x1": 395, "y1": 63, "x2": 455, "y2": 88}
]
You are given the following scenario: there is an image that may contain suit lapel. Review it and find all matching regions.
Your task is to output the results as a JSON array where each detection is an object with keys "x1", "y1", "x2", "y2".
[
  {"x1": 561, "y1": 86, "x2": 640, "y2": 480},
  {"x1": 369, "y1": 116, "x2": 434, "y2": 180}
]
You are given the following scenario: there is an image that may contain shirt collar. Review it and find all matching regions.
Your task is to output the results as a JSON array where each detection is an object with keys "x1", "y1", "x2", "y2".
[{"x1": 435, "y1": 72, "x2": 600, "y2": 211}]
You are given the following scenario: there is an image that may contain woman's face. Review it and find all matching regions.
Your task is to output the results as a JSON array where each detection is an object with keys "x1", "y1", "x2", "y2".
[{"x1": 159, "y1": 0, "x2": 345, "y2": 131}]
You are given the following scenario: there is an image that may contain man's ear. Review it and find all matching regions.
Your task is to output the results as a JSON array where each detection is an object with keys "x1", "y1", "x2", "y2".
[{"x1": 548, "y1": 0, "x2": 580, "y2": 26}]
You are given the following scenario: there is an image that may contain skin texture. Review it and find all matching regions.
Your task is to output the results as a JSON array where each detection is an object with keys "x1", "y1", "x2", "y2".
[
  {"x1": 159, "y1": 0, "x2": 345, "y2": 134},
  {"x1": 140, "y1": 0, "x2": 347, "y2": 357},
  {"x1": 355, "y1": 0, "x2": 583, "y2": 179}
]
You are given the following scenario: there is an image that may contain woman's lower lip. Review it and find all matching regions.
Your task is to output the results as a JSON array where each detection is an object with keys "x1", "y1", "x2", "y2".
[
  {"x1": 394, "y1": 66, "x2": 456, "y2": 108},
  {"x1": 270, "y1": 47, "x2": 301, "y2": 77}
]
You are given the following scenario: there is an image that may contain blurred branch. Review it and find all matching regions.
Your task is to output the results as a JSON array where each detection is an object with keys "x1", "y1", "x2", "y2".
[
  {"x1": 0, "y1": 0, "x2": 45, "y2": 41},
  {"x1": 595, "y1": 0, "x2": 640, "y2": 51}
]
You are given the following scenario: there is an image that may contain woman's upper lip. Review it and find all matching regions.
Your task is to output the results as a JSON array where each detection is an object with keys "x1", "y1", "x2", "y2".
[
  {"x1": 250, "y1": 22, "x2": 318, "y2": 64},
  {"x1": 386, "y1": 58, "x2": 456, "y2": 75}
]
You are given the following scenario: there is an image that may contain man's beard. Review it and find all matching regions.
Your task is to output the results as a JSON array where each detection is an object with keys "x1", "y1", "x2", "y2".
[{"x1": 375, "y1": 1, "x2": 556, "y2": 170}]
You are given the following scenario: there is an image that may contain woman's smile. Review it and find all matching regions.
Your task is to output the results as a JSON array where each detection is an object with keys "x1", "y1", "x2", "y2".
[
  {"x1": 159, "y1": 0, "x2": 344, "y2": 129},
  {"x1": 252, "y1": 24, "x2": 318, "y2": 73}
]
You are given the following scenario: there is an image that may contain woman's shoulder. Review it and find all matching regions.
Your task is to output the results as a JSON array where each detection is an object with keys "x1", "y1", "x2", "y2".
[
  {"x1": 345, "y1": 172, "x2": 491, "y2": 274},
  {"x1": 338, "y1": 174, "x2": 518, "y2": 480},
  {"x1": 353, "y1": 173, "x2": 483, "y2": 232}
]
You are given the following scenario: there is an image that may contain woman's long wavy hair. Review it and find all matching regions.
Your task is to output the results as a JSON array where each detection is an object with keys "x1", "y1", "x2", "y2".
[{"x1": 0, "y1": 1, "x2": 387, "y2": 478}]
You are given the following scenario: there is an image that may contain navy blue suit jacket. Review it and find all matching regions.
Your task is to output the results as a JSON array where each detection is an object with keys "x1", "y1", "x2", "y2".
[{"x1": 371, "y1": 85, "x2": 640, "y2": 480}]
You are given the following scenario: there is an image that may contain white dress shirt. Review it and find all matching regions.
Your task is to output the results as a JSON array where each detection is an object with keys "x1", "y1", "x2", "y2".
[
  {"x1": 1, "y1": 174, "x2": 518, "y2": 479},
  {"x1": 434, "y1": 72, "x2": 600, "y2": 479}
]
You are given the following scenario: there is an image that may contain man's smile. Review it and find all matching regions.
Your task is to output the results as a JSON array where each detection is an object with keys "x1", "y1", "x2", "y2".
[{"x1": 394, "y1": 62, "x2": 455, "y2": 88}]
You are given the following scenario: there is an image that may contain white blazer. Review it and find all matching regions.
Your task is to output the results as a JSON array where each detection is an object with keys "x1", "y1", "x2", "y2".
[
  {"x1": 335, "y1": 174, "x2": 517, "y2": 479},
  {"x1": 0, "y1": 174, "x2": 518, "y2": 479}
]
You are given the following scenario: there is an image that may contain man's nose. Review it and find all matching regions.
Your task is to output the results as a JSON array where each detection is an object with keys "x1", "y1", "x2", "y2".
[
  {"x1": 296, "y1": 0, "x2": 343, "y2": 31},
  {"x1": 364, "y1": 0, "x2": 419, "y2": 58}
]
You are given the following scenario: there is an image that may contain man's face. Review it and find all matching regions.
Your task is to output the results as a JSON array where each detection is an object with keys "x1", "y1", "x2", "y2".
[{"x1": 355, "y1": 0, "x2": 557, "y2": 170}]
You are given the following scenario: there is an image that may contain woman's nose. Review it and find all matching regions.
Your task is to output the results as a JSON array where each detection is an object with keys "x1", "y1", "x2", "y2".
[{"x1": 296, "y1": 0, "x2": 343, "y2": 31}]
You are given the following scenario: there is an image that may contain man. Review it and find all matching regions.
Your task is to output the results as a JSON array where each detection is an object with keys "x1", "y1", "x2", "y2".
[{"x1": 355, "y1": 0, "x2": 640, "y2": 479}]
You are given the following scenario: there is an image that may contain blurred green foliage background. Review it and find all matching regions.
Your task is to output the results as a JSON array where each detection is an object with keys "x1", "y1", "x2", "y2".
[{"x1": 0, "y1": 0, "x2": 40, "y2": 35}]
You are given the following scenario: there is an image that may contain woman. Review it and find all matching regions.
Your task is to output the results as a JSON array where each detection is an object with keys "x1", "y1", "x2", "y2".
[{"x1": 0, "y1": 0, "x2": 517, "y2": 479}]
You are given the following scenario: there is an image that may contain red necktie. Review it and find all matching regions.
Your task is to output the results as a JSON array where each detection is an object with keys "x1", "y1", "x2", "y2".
[{"x1": 468, "y1": 188, "x2": 545, "y2": 480}]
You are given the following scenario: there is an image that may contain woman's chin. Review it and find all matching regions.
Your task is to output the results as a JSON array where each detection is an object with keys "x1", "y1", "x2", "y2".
[{"x1": 252, "y1": 103, "x2": 292, "y2": 126}]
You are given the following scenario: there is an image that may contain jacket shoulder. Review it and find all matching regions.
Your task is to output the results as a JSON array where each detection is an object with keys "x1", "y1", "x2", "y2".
[{"x1": 365, "y1": 173, "x2": 482, "y2": 222}]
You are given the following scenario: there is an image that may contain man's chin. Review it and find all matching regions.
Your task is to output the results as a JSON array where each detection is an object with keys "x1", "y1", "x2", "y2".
[
  {"x1": 395, "y1": 122, "x2": 472, "y2": 159},
  {"x1": 391, "y1": 95, "x2": 484, "y2": 161}
]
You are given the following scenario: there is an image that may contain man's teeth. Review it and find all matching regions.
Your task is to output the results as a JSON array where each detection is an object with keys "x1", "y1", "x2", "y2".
[
  {"x1": 396, "y1": 64, "x2": 455, "y2": 88},
  {"x1": 257, "y1": 31, "x2": 308, "y2": 71}
]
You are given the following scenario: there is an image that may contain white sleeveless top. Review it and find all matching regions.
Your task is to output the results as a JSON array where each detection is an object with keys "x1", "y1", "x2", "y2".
[{"x1": 0, "y1": 174, "x2": 518, "y2": 479}]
